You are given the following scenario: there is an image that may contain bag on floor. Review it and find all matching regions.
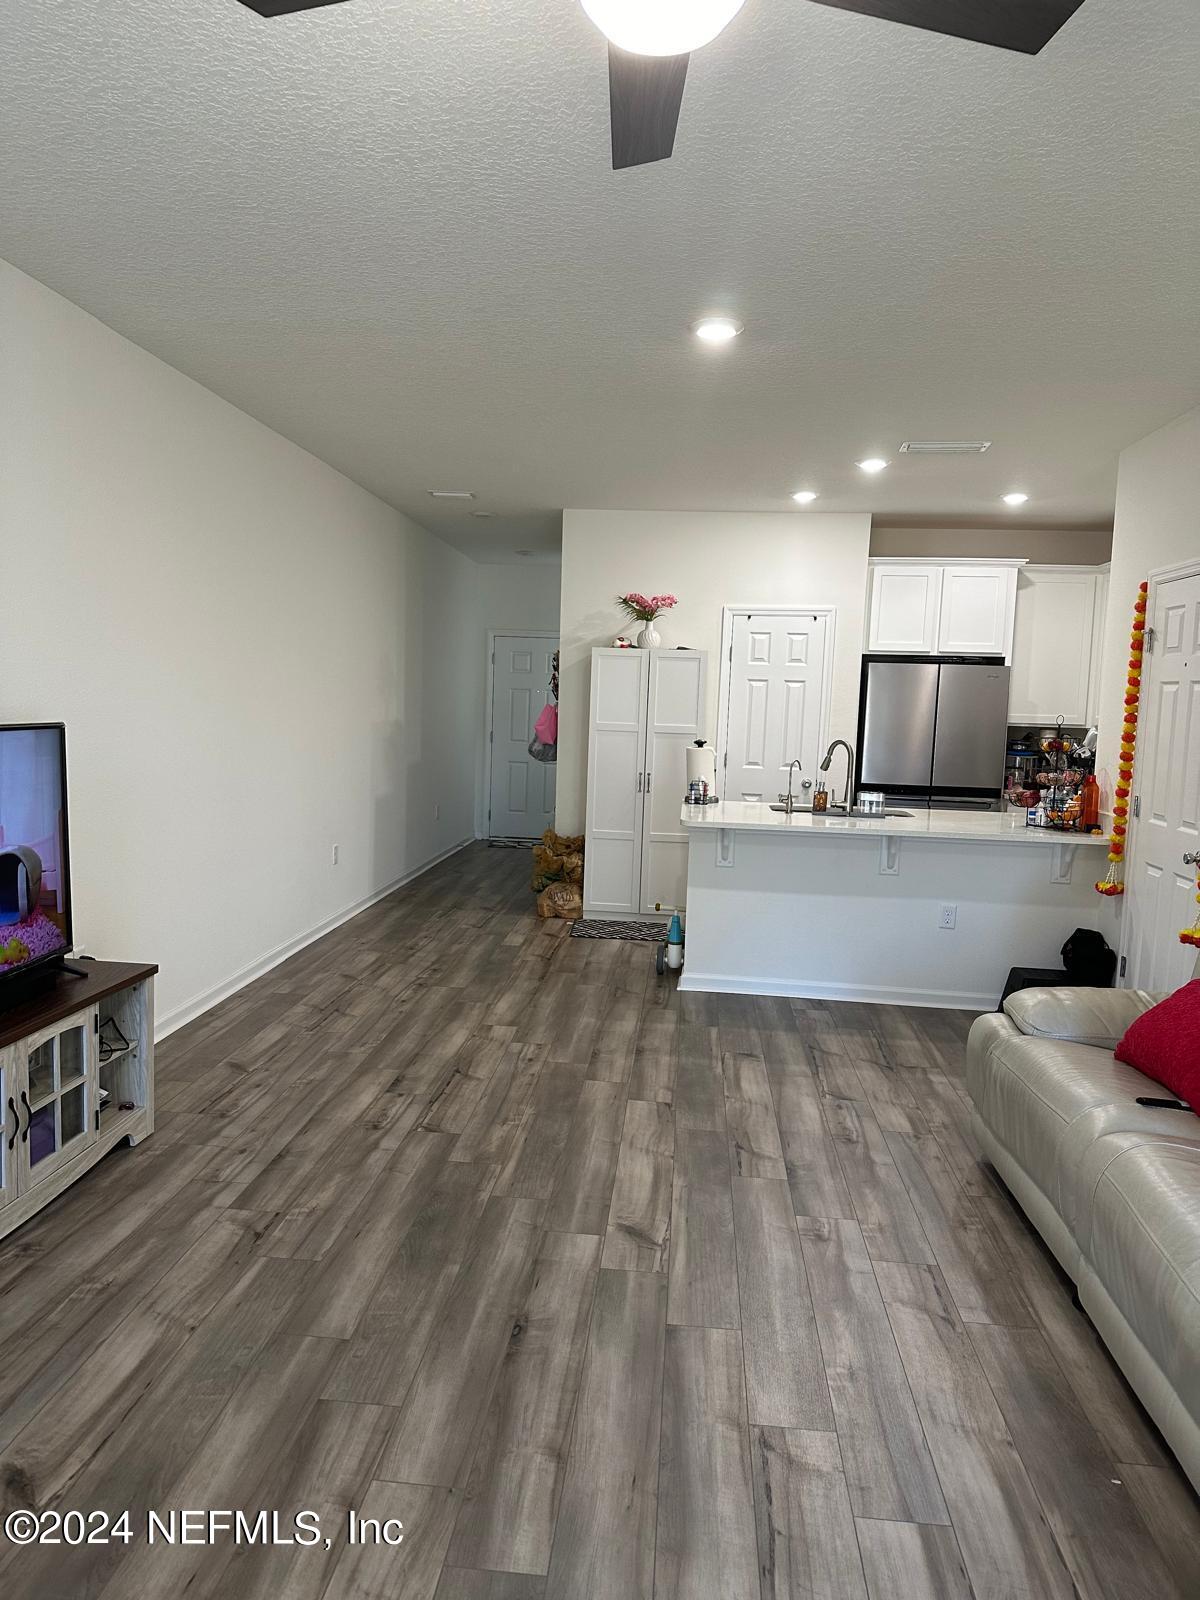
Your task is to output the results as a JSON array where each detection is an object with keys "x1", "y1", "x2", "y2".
[
  {"x1": 1061, "y1": 928, "x2": 1116, "y2": 987},
  {"x1": 531, "y1": 830, "x2": 585, "y2": 892},
  {"x1": 537, "y1": 881, "x2": 582, "y2": 920}
]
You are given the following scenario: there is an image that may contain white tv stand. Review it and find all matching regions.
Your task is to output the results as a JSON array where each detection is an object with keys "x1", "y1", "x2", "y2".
[{"x1": 0, "y1": 960, "x2": 157, "y2": 1241}]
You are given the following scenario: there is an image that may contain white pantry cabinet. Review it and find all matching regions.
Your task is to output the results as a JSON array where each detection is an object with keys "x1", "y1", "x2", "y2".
[
  {"x1": 867, "y1": 560, "x2": 1022, "y2": 658},
  {"x1": 584, "y1": 647, "x2": 707, "y2": 917},
  {"x1": 1008, "y1": 565, "x2": 1107, "y2": 726}
]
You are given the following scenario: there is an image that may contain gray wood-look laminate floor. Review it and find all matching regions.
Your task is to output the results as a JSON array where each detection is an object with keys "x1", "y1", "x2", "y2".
[{"x1": 1, "y1": 842, "x2": 1197, "y2": 1600}]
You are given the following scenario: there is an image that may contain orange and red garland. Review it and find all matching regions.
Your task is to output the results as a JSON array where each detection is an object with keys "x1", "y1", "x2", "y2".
[
  {"x1": 1095, "y1": 580, "x2": 1148, "y2": 898},
  {"x1": 1182, "y1": 869, "x2": 1200, "y2": 949}
]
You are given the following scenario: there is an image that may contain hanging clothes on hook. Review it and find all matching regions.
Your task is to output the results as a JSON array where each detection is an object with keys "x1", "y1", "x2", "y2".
[{"x1": 529, "y1": 649, "x2": 560, "y2": 763}]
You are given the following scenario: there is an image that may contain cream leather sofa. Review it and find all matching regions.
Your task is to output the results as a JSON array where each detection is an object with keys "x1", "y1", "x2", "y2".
[{"x1": 967, "y1": 986, "x2": 1200, "y2": 1490}]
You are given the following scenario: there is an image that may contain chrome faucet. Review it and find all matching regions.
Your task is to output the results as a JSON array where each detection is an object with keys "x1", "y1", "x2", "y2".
[
  {"x1": 777, "y1": 759, "x2": 803, "y2": 814},
  {"x1": 819, "y1": 740, "x2": 855, "y2": 811}
]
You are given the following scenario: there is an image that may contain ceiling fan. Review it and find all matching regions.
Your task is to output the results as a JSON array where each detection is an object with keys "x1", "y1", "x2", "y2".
[{"x1": 235, "y1": 0, "x2": 1087, "y2": 169}]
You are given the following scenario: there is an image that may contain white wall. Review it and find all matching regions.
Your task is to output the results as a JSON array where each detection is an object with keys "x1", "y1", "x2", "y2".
[
  {"x1": 556, "y1": 510, "x2": 872, "y2": 835},
  {"x1": 1091, "y1": 407, "x2": 1200, "y2": 959},
  {"x1": 471, "y1": 561, "x2": 562, "y2": 836},
  {"x1": 871, "y1": 526, "x2": 1113, "y2": 563},
  {"x1": 1096, "y1": 407, "x2": 1200, "y2": 786},
  {"x1": 1, "y1": 259, "x2": 478, "y2": 1032}
]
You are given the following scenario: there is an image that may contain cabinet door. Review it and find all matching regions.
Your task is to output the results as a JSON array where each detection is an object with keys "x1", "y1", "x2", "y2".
[
  {"x1": 641, "y1": 650, "x2": 707, "y2": 914},
  {"x1": 1086, "y1": 573, "x2": 1109, "y2": 726},
  {"x1": 584, "y1": 650, "x2": 649, "y2": 913},
  {"x1": 937, "y1": 565, "x2": 1017, "y2": 656},
  {"x1": 867, "y1": 565, "x2": 941, "y2": 653},
  {"x1": 16, "y1": 1008, "x2": 97, "y2": 1193},
  {"x1": 1008, "y1": 569, "x2": 1097, "y2": 725},
  {"x1": 0, "y1": 1047, "x2": 18, "y2": 1213}
]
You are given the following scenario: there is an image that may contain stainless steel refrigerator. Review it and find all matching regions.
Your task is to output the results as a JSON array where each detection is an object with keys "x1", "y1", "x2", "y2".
[{"x1": 857, "y1": 657, "x2": 1011, "y2": 809}]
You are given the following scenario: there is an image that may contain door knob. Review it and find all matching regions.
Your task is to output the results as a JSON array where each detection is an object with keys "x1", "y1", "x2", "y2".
[{"x1": 1184, "y1": 851, "x2": 1200, "y2": 866}]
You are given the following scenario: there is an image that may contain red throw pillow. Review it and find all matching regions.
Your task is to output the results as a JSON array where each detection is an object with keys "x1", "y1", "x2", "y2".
[{"x1": 1114, "y1": 979, "x2": 1200, "y2": 1110}]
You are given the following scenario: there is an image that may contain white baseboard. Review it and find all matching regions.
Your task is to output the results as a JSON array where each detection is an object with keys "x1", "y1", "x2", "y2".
[
  {"x1": 156, "y1": 837, "x2": 474, "y2": 1040},
  {"x1": 678, "y1": 969, "x2": 994, "y2": 1011}
]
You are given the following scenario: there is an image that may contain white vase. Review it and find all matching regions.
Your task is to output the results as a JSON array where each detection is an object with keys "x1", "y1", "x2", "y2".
[{"x1": 636, "y1": 621, "x2": 661, "y2": 649}]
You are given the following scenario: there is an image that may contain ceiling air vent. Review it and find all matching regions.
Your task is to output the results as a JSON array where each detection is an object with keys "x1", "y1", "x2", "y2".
[{"x1": 898, "y1": 441, "x2": 991, "y2": 455}]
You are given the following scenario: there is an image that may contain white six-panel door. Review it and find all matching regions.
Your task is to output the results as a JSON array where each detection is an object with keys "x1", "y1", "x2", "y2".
[
  {"x1": 489, "y1": 634, "x2": 559, "y2": 839},
  {"x1": 723, "y1": 612, "x2": 830, "y2": 802},
  {"x1": 641, "y1": 650, "x2": 706, "y2": 912},
  {"x1": 584, "y1": 649, "x2": 650, "y2": 913},
  {"x1": 1125, "y1": 569, "x2": 1200, "y2": 993}
]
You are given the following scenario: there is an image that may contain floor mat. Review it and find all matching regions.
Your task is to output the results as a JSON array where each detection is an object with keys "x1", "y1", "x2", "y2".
[{"x1": 569, "y1": 919, "x2": 665, "y2": 941}]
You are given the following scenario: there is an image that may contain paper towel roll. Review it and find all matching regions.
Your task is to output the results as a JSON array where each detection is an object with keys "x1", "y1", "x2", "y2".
[{"x1": 686, "y1": 744, "x2": 717, "y2": 792}]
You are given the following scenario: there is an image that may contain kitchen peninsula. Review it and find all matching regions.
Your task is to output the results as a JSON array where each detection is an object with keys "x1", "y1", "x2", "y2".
[{"x1": 679, "y1": 802, "x2": 1109, "y2": 1009}]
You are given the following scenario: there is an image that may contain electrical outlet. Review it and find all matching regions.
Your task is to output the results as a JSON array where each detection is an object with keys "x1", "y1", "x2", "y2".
[
  {"x1": 938, "y1": 903, "x2": 957, "y2": 930},
  {"x1": 331, "y1": 843, "x2": 339, "y2": 866}
]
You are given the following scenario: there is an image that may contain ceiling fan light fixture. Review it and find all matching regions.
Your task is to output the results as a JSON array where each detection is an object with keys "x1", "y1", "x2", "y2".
[{"x1": 581, "y1": 0, "x2": 748, "y2": 57}]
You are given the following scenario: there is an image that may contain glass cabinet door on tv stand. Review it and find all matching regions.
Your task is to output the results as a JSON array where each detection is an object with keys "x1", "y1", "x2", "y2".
[
  {"x1": 0, "y1": 1045, "x2": 18, "y2": 1214},
  {"x1": 15, "y1": 1011, "x2": 96, "y2": 1192}
]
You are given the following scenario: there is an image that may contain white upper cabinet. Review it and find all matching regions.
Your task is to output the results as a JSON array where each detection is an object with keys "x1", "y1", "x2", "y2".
[
  {"x1": 866, "y1": 564, "x2": 941, "y2": 652},
  {"x1": 1086, "y1": 571, "x2": 1109, "y2": 726},
  {"x1": 1008, "y1": 566, "x2": 1102, "y2": 726},
  {"x1": 867, "y1": 560, "x2": 1021, "y2": 658},
  {"x1": 937, "y1": 564, "x2": 1019, "y2": 655}
]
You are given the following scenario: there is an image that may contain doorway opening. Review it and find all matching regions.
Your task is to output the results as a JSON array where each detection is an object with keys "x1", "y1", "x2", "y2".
[{"x1": 486, "y1": 631, "x2": 560, "y2": 842}]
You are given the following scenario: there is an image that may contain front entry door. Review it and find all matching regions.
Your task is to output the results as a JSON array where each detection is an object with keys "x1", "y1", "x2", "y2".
[
  {"x1": 1126, "y1": 569, "x2": 1200, "y2": 992},
  {"x1": 723, "y1": 611, "x2": 830, "y2": 802},
  {"x1": 489, "y1": 634, "x2": 559, "y2": 840}
]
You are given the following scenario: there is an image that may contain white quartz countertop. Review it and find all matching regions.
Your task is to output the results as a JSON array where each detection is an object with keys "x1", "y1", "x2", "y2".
[{"x1": 680, "y1": 800, "x2": 1110, "y2": 847}]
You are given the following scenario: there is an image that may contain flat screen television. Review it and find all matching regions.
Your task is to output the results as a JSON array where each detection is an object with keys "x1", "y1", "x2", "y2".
[{"x1": 0, "y1": 724, "x2": 73, "y2": 990}]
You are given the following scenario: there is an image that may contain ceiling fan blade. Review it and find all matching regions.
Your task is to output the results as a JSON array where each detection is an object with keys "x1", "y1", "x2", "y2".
[
  {"x1": 803, "y1": 0, "x2": 1086, "y2": 54},
  {"x1": 608, "y1": 45, "x2": 690, "y2": 170},
  {"x1": 235, "y1": 1, "x2": 354, "y2": 16}
]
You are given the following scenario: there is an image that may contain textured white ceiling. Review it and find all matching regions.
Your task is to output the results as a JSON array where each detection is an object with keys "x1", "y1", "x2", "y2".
[{"x1": 2, "y1": 0, "x2": 1197, "y2": 559}]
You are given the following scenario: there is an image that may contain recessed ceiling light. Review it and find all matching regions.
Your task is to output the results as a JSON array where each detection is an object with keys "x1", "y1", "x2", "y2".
[
  {"x1": 692, "y1": 317, "x2": 743, "y2": 346},
  {"x1": 428, "y1": 489, "x2": 475, "y2": 500},
  {"x1": 792, "y1": 490, "x2": 818, "y2": 505},
  {"x1": 1002, "y1": 492, "x2": 1029, "y2": 507},
  {"x1": 857, "y1": 458, "x2": 888, "y2": 475}
]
